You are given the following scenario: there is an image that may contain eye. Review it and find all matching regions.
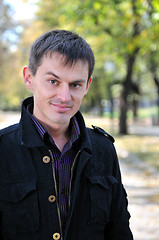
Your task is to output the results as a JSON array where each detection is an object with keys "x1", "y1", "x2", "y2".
[
  {"x1": 49, "y1": 79, "x2": 57, "y2": 85},
  {"x1": 71, "y1": 82, "x2": 81, "y2": 88}
]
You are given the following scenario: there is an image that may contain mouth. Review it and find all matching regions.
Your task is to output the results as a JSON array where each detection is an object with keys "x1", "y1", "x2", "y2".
[{"x1": 51, "y1": 103, "x2": 72, "y2": 113}]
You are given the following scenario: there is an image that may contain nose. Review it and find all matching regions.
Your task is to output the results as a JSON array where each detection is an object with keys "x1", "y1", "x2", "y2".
[{"x1": 58, "y1": 84, "x2": 71, "y2": 103}]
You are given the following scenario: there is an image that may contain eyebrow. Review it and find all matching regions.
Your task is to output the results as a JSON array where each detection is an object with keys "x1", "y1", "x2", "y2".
[
  {"x1": 45, "y1": 71, "x2": 87, "y2": 83},
  {"x1": 45, "y1": 71, "x2": 60, "y2": 79}
]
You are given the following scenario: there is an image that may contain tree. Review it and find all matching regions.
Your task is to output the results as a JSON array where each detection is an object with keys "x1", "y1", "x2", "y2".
[
  {"x1": 24, "y1": 0, "x2": 159, "y2": 131},
  {"x1": 0, "y1": 0, "x2": 47, "y2": 109},
  {"x1": 145, "y1": 0, "x2": 159, "y2": 125},
  {"x1": 0, "y1": 0, "x2": 20, "y2": 109}
]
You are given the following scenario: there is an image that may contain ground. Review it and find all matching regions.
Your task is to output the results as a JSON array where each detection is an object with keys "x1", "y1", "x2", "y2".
[{"x1": 119, "y1": 153, "x2": 159, "y2": 240}]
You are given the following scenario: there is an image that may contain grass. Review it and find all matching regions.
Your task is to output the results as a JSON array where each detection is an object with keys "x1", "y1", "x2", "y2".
[
  {"x1": 101, "y1": 106, "x2": 159, "y2": 119},
  {"x1": 84, "y1": 114, "x2": 159, "y2": 171},
  {"x1": 115, "y1": 135, "x2": 159, "y2": 171},
  {"x1": 138, "y1": 106, "x2": 158, "y2": 118}
]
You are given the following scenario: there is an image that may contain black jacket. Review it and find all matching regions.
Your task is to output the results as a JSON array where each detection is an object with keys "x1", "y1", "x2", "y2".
[{"x1": 0, "y1": 97, "x2": 133, "y2": 240}]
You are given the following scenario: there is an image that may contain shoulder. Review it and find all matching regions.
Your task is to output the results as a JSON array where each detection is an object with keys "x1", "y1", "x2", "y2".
[
  {"x1": 0, "y1": 124, "x2": 20, "y2": 154},
  {"x1": 0, "y1": 123, "x2": 19, "y2": 139},
  {"x1": 87, "y1": 125, "x2": 115, "y2": 143},
  {"x1": 86, "y1": 125, "x2": 118, "y2": 172}
]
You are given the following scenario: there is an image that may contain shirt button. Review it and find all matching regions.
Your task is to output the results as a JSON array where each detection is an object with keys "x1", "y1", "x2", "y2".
[
  {"x1": 48, "y1": 195, "x2": 56, "y2": 203},
  {"x1": 53, "y1": 233, "x2": 60, "y2": 240},
  {"x1": 43, "y1": 156, "x2": 50, "y2": 163}
]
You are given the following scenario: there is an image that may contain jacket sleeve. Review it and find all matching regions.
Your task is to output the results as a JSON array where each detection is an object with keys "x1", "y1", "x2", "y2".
[
  {"x1": 0, "y1": 230, "x2": 4, "y2": 240},
  {"x1": 105, "y1": 146, "x2": 133, "y2": 240},
  {"x1": 0, "y1": 214, "x2": 4, "y2": 240}
]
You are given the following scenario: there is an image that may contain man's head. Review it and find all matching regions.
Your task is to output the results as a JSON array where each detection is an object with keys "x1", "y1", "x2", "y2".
[
  {"x1": 23, "y1": 30, "x2": 94, "y2": 130},
  {"x1": 29, "y1": 29, "x2": 95, "y2": 82}
]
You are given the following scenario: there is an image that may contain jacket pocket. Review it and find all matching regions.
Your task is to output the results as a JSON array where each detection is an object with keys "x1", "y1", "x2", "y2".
[
  {"x1": 87, "y1": 175, "x2": 117, "y2": 225},
  {"x1": 0, "y1": 180, "x2": 39, "y2": 234}
]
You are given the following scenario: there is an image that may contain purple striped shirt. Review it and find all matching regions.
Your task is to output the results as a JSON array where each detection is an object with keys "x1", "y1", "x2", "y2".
[{"x1": 27, "y1": 104, "x2": 80, "y2": 232}]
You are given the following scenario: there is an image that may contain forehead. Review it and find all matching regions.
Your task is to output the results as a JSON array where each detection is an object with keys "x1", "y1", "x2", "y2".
[
  {"x1": 41, "y1": 51, "x2": 87, "y2": 68},
  {"x1": 39, "y1": 51, "x2": 89, "y2": 79}
]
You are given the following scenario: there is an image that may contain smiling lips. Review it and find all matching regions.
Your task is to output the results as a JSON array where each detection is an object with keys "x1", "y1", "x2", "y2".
[{"x1": 51, "y1": 103, "x2": 73, "y2": 113}]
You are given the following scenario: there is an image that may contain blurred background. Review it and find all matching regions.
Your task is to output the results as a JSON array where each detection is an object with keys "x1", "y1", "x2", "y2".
[{"x1": 0, "y1": 0, "x2": 159, "y2": 239}]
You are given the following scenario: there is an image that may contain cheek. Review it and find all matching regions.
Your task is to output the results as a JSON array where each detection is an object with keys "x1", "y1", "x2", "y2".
[
  {"x1": 72, "y1": 93, "x2": 85, "y2": 103},
  {"x1": 73, "y1": 87, "x2": 87, "y2": 98},
  {"x1": 34, "y1": 83, "x2": 50, "y2": 99},
  {"x1": 33, "y1": 90, "x2": 47, "y2": 107}
]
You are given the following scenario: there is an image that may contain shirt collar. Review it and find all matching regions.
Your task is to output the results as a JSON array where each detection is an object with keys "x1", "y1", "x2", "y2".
[{"x1": 26, "y1": 103, "x2": 80, "y2": 146}]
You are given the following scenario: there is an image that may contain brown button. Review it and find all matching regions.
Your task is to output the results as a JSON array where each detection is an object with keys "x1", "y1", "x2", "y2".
[
  {"x1": 53, "y1": 233, "x2": 60, "y2": 240},
  {"x1": 48, "y1": 195, "x2": 56, "y2": 203},
  {"x1": 43, "y1": 156, "x2": 50, "y2": 163}
]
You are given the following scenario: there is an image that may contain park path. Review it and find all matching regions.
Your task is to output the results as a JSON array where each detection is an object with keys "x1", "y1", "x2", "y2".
[
  {"x1": 119, "y1": 155, "x2": 159, "y2": 240},
  {"x1": 0, "y1": 111, "x2": 20, "y2": 129},
  {"x1": 116, "y1": 123, "x2": 159, "y2": 240},
  {"x1": 0, "y1": 112, "x2": 159, "y2": 240}
]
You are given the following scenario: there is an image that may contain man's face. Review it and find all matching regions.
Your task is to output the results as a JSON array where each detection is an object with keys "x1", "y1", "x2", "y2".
[{"x1": 23, "y1": 52, "x2": 92, "y2": 130}]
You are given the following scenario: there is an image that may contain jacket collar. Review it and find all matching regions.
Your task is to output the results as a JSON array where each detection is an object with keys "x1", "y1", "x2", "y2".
[
  {"x1": 19, "y1": 97, "x2": 46, "y2": 148},
  {"x1": 19, "y1": 97, "x2": 92, "y2": 153},
  {"x1": 74, "y1": 111, "x2": 92, "y2": 153}
]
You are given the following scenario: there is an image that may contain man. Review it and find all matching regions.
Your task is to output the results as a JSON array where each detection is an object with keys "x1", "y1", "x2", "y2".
[{"x1": 0, "y1": 30, "x2": 133, "y2": 240}]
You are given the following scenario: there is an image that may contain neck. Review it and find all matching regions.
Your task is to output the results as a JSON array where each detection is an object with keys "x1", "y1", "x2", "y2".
[
  {"x1": 38, "y1": 120, "x2": 71, "y2": 152},
  {"x1": 52, "y1": 132, "x2": 70, "y2": 152}
]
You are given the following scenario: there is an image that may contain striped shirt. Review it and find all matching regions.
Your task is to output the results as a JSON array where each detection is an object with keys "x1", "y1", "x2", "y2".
[{"x1": 27, "y1": 103, "x2": 80, "y2": 233}]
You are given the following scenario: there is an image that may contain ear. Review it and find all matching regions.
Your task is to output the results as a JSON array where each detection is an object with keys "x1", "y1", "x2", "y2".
[
  {"x1": 23, "y1": 66, "x2": 34, "y2": 90},
  {"x1": 85, "y1": 76, "x2": 93, "y2": 93}
]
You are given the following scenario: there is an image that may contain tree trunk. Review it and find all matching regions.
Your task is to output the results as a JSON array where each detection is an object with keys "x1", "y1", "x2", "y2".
[
  {"x1": 119, "y1": 0, "x2": 140, "y2": 134},
  {"x1": 119, "y1": 92, "x2": 128, "y2": 134},
  {"x1": 119, "y1": 52, "x2": 138, "y2": 134},
  {"x1": 132, "y1": 99, "x2": 138, "y2": 121},
  {"x1": 153, "y1": 76, "x2": 159, "y2": 125},
  {"x1": 157, "y1": 89, "x2": 159, "y2": 125}
]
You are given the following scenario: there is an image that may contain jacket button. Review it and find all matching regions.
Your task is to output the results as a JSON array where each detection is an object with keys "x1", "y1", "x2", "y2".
[
  {"x1": 53, "y1": 233, "x2": 60, "y2": 240},
  {"x1": 43, "y1": 156, "x2": 50, "y2": 163},
  {"x1": 48, "y1": 195, "x2": 56, "y2": 203}
]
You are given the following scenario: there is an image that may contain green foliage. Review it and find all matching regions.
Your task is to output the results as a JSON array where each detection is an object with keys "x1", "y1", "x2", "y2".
[
  {"x1": 0, "y1": 0, "x2": 19, "y2": 109},
  {"x1": 34, "y1": 0, "x2": 159, "y2": 109},
  {"x1": 2, "y1": 0, "x2": 159, "y2": 117}
]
